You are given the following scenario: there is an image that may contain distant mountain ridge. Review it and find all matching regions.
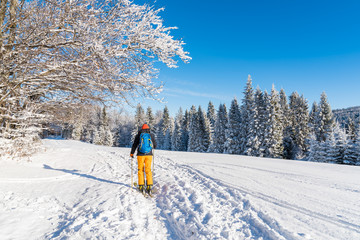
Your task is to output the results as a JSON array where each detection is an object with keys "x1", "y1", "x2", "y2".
[{"x1": 333, "y1": 106, "x2": 360, "y2": 127}]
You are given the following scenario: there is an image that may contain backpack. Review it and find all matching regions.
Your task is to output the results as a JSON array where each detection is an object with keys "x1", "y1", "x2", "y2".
[{"x1": 139, "y1": 133, "x2": 153, "y2": 154}]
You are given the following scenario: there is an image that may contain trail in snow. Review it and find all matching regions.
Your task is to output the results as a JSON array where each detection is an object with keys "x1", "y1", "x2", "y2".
[
  {"x1": 154, "y1": 155, "x2": 295, "y2": 240},
  {"x1": 1, "y1": 139, "x2": 359, "y2": 240}
]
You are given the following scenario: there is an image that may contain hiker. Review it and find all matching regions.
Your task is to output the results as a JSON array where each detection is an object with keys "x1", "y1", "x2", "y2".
[{"x1": 130, "y1": 124, "x2": 157, "y2": 194}]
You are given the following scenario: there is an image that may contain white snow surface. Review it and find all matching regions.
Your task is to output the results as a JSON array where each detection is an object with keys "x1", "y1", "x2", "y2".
[{"x1": 1, "y1": 139, "x2": 360, "y2": 240}]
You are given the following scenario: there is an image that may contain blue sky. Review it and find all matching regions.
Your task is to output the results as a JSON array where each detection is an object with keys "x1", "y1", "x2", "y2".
[{"x1": 134, "y1": 0, "x2": 360, "y2": 116}]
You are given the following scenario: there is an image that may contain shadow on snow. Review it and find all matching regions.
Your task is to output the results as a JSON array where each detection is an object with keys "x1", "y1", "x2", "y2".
[{"x1": 43, "y1": 164, "x2": 129, "y2": 188}]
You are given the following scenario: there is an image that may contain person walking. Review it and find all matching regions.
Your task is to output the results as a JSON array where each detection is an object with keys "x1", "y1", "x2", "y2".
[{"x1": 130, "y1": 124, "x2": 157, "y2": 195}]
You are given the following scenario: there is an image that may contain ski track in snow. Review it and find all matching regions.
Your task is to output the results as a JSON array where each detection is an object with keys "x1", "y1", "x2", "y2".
[
  {"x1": 154, "y1": 156, "x2": 295, "y2": 240},
  {"x1": 1, "y1": 139, "x2": 359, "y2": 240}
]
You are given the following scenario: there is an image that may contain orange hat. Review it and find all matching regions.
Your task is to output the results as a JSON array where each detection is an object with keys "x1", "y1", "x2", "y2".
[{"x1": 142, "y1": 124, "x2": 150, "y2": 130}]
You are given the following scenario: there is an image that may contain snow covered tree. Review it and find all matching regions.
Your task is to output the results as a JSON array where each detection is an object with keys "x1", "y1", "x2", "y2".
[
  {"x1": 346, "y1": 118, "x2": 357, "y2": 142},
  {"x1": 241, "y1": 75, "x2": 255, "y2": 155},
  {"x1": 157, "y1": 106, "x2": 171, "y2": 149},
  {"x1": 0, "y1": 0, "x2": 190, "y2": 157},
  {"x1": 114, "y1": 114, "x2": 134, "y2": 148},
  {"x1": 266, "y1": 85, "x2": 284, "y2": 158},
  {"x1": 207, "y1": 101, "x2": 216, "y2": 151},
  {"x1": 309, "y1": 101, "x2": 321, "y2": 140},
  {"x1": 131, "y1": 104, "x2": 145, "y2": 141},
  {"x1": 163, "y1": 117, "x2": 174, "y2": 150},
  {"x1": 171, "y1": 108, "x2": 184, "y2": 151},
  {"x1": 145, "y1": 106, "x2": 157, "y2": 141},
  {"x1": 209, "y1": 104, "x2": 228, "y2": 153},
  {"x1": 288, "y1": 92, "x2": 310, "y2": 159},
  {"x1": 181, "y1": 110, "x2": 190, "y2": 151},
  {"x1": 98, "y1": 107, "x2": 113, "y2": 146},
  {"x1": 188, "y1": 106, "x2": 199, "y2": 152},
  {"x1": 197, "y1": 106, "x2": 212, "y2": 152},
  {"x1": 145, "y1": 107, "x2": 155, "y2": 129},
  {"x1": 326, "y1": 122, "x2": 348, "y2": 164},
  {"x1": 72, "y1": 115, "x2": 85, "y2": 141},
  {"x1": 224, "y1": 98, "x2": 242, "y2": 154},
  {"x1": 307, "y1": 133, "x2": 321, "y2": 162},
  {"x1": 344, "y1": 128, "x2": 360, "y2": 165},
  {"x1": 280, "y1": 88, "x2": 293, "y2": 159},
  {"x1": 318, "y1": 92, "x2": 335, "y2": 142},
  {"x1": 250, "y1": 88, "x2": 266, "y2": 157}
]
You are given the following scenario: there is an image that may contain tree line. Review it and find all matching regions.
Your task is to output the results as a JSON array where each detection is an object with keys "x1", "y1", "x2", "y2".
[{"x1": 68, "y1": 75, "x2": 360, "y2": 166}]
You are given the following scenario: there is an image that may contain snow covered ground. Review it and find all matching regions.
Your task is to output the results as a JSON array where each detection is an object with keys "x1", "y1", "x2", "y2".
[{"x1": 1, "y1": 139, "x2": 359, "y2": 240}]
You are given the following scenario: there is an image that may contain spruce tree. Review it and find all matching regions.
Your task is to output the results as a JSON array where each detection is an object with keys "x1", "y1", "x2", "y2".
[
  {"x1": 145, "y1": 106, "x2": 155, "y2": 129},
  {"x1": 171, "y1": 108, "x2": 184, "y2": 151},
  {"x1": 309, "y1": 101, "x2": 320, "y2": 140},
  {"x1": 181, "y1": 110, "x2": 190, "y2": 151},
  {"x1": 188, "y1": 106, "x2": 199, "y2": 152},
  {"x1": 158, "y1": 106, "x2": 171, "y2": 149},
  {"x1": 318, "y1": 92, "x2": 335, "y2": 142},
  {"x1": 252, "y1": 88, "x2": 266, "y2": 156},
  {"x1": 132, "y1": 104, "x2": 145, "y2": 141},
  {"x1": 241, "y1": 75, "x2": 255, "y2": 155},
  {"x1": 163, "y1": 117, "x2": 174, "y2": 150},
  {"x1": 344, "y1": 127, "x2": 360, "y2": 165},
  {"x1": 207, "y1": 101, "x2": 216, "y2": 151},
  {"x1": 197, "y1": 106, "x2": 212, "y2": 152},
  {"x1": 101, "y1": 107, "x2": 113, "y2": 146},
  {"x1": 209, "y1": 104, "x2": 228, "y2": 153},
  {"x1": 308, "y1": 133, "x2": 321, "y2": 162},
  {"x1": 326, "y1": 122, "x2": 348, "y2": 164},
  {"x1": 225, "y1": 98, "x2": 242, "y2": 154},
  {"x1": 280, "y1": 88, "x2": 293, "y2": 159},
  {"x1": 266, "y1": 85, "x2": 284, "y2": 158},
  {"x1": 288, "y1": 92, "x2": 310, "y2": 159}
]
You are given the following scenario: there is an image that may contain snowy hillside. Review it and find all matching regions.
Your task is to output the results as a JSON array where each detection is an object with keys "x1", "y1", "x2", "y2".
[{"x1": 1, "y1": 140, "x2": 360, "y2": 240}]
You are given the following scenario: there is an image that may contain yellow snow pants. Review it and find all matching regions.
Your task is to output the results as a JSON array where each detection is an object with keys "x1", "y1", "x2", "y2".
[{"x1": 137, "y1": 155, "x2": 153, "y2": 186}]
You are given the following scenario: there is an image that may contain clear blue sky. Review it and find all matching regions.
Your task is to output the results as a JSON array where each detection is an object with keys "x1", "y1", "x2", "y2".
[{"x1": 134, "y1": 0, "x2": 360, "y2": 116}]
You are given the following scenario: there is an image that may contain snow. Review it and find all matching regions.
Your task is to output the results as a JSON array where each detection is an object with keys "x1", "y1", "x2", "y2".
[{"x1": 1, "y1": 139, "x2": 360, "y2": 240}]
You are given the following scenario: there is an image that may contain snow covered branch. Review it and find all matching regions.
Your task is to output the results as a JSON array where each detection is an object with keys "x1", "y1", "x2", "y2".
[{"x1": 0, "y1": 0, "x2": 190, "y2": 158}]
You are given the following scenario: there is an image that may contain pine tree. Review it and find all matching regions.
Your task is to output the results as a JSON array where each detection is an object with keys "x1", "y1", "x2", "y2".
[
  {"x1": 101, "y1": 108, "x2": 113, "y2": 146},
  {"x1": 197, "y1": 106, "x2": 212, "y2": 152},
  {"x1": 158, "y1": 106, "x2": 171, "y2": 149},
  {"x1": 346, "y1": 118, "x2": 357, "y2": 142},
  {"x1": 266, "y1": 85, "x2": 284, "y2": 158},
  {"x1": 241, "y1": 75, "x2": 255, "y2": 155},
  {"x1": 344, "y1": 127, "x2": 360, "y2": 165},
  {"x1": 188, "y1": 106, "x2": 199, "y2": 152},
  {"x1": 355, "y1": 129, "x2": 360, "y2": 165},
  {"x1": 209, "y1": 104, "x2": 228, "y2": 153},
  {"x1": 288, "y1": 92, "x2": 310, "y2": 159},
  {"x1": 181, "y1": 110, "x2": 190, "y2": 151},
  {"x1": 326, "y1": 122, "x2": 348, "y2": 164},
  {"x1": 225, "y1": 98, "x2": 242, "y2": 154},
  {"x1": 163, "y1": 117, "x2": 174, "y2": 150},
  {"x1": 132, "y1": 104, "x2": 145, "y2": 141},
  {"x1": 171, "y1": 108, "x2": 184, "y2": 151},
  {"x1": 145, "y1": 106, "x2": 155, "y2": 129},
  {"x1": 307, "y1": 133, "x2": 321, "y2": 162},
  {"x1": 309, "y1": 101, "x2": 320, "y2": 139},
  {"x1": 95, "y1": 107, "x2": 113, "y2": 146},
  {"x1": 207, "y1": 101, "x2": 216, "y2": 151},
  {"x1": 251, "y1": 88, "x2": 266, "y2": 157},
  {"x1": 280, "y1": 89, "x2": 293, "y2": 159},
  {"x1": 318, "y1": 92, "x2": 335, "y2": 142}
]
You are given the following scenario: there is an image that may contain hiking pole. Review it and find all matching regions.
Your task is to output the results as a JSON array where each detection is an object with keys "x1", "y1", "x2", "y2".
[{"x1": 130, "y1": 157, "x2": 133, "y2": 192}]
